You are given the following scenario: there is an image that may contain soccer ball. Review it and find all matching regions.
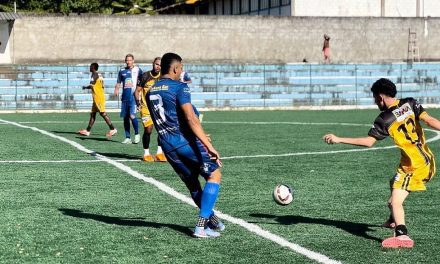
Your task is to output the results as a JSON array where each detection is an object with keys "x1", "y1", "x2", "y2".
[{"x1": 273, "y1": 184, "x2": 293, "y2": 205}]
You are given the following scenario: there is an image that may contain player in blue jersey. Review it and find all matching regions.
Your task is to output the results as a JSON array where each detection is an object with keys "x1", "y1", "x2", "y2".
[
  {"x1": 147, "y1": 53, "x2": 224, "y2": 238},
  {"x1": 114, "y1": 54, "x2": 143, "y2": 144}
]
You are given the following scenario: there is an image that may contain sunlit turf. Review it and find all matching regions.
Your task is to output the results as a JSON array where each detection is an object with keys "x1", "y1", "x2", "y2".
[{"x1": 1, "y1": 109, "x2": 440, "y2": 263}]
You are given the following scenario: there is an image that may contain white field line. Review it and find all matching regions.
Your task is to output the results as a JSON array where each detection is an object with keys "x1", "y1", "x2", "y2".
[
  {"x1": 2, "y1": 120, "x2": 440, "y2": 162},
  {"x1": 0, "y1": 118, "x2": 341, "y2": 264}
]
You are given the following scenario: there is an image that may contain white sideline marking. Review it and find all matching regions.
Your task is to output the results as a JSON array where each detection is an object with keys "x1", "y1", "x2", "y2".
[
  {"x1": 0, "y1": 160, "x2": 103, "y2": 163},
  {"x1": 223, "y1": 127, "x2": 440, "y2": 160},
  {"x1": 0, "y1": 118, "x2": 341, "y2": 264}
]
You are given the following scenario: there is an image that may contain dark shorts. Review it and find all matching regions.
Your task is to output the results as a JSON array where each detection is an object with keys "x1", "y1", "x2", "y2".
[{"x1": 165, "y1": 141, "x2": 219, "y2": 181}]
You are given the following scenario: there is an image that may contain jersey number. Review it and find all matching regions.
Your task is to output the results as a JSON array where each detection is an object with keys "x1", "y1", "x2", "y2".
[
  {"x1": 149, "y1": 94, "x2": 166, "y2": 123},
  {"x1": 397, "y1": 118, "x2": 420, "y2": 144}
]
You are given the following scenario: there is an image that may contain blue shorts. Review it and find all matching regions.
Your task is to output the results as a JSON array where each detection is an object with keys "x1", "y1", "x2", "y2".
[
  {"x1": 165, "y1": 141, "x2": 219, "y2": 181},
  {"x1": 120, "y1": 100, "x2": 136, "y2": 118}
]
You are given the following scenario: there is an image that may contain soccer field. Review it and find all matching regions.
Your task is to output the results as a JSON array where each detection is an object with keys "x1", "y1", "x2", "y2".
[{"x1": 1, "y1": 110, "x2": 439, "y2": 264}]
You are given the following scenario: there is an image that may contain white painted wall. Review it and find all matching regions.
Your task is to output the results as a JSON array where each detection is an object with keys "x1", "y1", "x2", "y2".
[
  {"x1": 0, "y1": 21, "x2": 11, "y2": 64},
  {"x1": 293, "y1": 0, "x2": 440, "y2": 17},
  {"x1": 294, "y1": 0, "x2": 382, "y2": 17}
]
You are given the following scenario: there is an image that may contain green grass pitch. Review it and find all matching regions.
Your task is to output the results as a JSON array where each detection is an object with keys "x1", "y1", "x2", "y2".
[{"x1": 0, "y1": 109, "x2": 439, "y2": 263}]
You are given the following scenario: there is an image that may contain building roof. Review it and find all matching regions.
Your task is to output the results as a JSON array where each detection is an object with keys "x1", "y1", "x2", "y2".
[{"x1": 0, "y1": 12, "x2": 21, "y2": 21}]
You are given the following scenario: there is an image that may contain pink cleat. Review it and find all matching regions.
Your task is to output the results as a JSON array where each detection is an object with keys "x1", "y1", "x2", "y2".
[
  {"x1": 381, "y1": 235, "x2": 414, "y2": 248},
  {"x1": 77, "y1": 129, "x2": 90, "y2": 136},
  {"x1": 106, "y1": 129, "x2": 117, "y2": 137}
]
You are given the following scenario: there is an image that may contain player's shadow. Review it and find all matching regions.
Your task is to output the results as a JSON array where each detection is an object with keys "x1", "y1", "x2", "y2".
[
  {"x1": 76, "y1": 137, "x2": 119, "y2": 142},
  {"x1": 250, "y1": 213, "x2": 382, "y2": 242},
  {"x1": 94, "y1": 152, "x2": 140, "y2": 160},
  {"x1": 51, "y1": 130, "x2": 80, "y2": 135},
  {"x1": 58, "y1": 208, "x2": 193, "y2": 236}
]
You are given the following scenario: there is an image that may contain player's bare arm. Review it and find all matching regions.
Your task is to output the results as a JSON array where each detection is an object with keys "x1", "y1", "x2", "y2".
[
  {"x1": 134, "y1": 85, "x2": 142, "y2": 111},
  {"x1": 323, "y1": 134, "x2": 376, "y2": 147},
  {"x1": 420, "y1": 113, "x2": 440, "y2": 131},
  {"x1": 181, "y1": 103, "x2": 222, "y2": 166},
  {"x1": 114, "y1": 83, "x2": 120, "y2": 96}
]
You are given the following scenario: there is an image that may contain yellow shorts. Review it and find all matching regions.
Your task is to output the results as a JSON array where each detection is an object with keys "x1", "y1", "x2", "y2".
[
  {"x1": 141, "y1": 107, "x2": 153, "y2": 127},
  {"x1": 391, "y1": 161, "x2": 436, "y2": 192},
  {"x1": 91, "y1": 101, "x2": 105, "y2": 113}
]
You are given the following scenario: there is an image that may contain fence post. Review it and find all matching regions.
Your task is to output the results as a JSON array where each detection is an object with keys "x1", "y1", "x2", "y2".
[
  {"x1": 215, "y1": 64, "x2": 218, "y2": 108},
  {"x1": 15, "y1": 65, "x2": 18, "y2": 110},
  {"x1": 309, "y1": 64, "x2": 312, "y2": 106},
  {"x1": 263, "y1": 64, "x2": 266, "y2": 108},
  {"x1": 66, "y1": 65, "x2": 69, "y2": 110},
  {"x1": 355, "y1": 64, "x2": 358, "y2": 107}
]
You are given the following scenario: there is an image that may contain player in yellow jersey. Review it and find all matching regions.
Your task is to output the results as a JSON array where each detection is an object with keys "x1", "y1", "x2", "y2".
[
  {"x1": 323, "y1": 78, "x2": 440, "y2": 249},
  {"x1": 78, "y1": 63, "x2": 117, "y2": 137},
  {"x1": 134, "y1": 57, "x2": 167, "y2": 162}
]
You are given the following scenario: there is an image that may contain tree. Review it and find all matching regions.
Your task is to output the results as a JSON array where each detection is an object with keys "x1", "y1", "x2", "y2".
[{"x1": 111, "y1": 0, "x2": 154, "y2": 15}]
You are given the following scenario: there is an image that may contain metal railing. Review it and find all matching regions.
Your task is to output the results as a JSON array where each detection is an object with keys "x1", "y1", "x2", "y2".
[{"x1": 0, "y1": 63, "x2": 439, "y2": 110}]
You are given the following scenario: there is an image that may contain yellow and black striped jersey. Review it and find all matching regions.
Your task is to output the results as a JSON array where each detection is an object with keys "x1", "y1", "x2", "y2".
[
  {"x1": 137, "y1": 71, "x2": 160, "y2": 108},
  {"x1": 368, "y1": 97, "x2": 433, "y2": 172}
]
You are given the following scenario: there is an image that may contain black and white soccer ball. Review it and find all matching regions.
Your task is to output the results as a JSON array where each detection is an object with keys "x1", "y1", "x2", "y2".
[{"x1": 273, "y1": 184, "x2": 293, "y2": 205}]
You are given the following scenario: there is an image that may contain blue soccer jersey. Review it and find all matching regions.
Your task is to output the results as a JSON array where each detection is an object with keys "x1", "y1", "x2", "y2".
[
  {"x1": 117, "y1": 66, "x2": 142, "y2": 102},
  {"x1": 147, "y1": 78, "x2": 196, "y2": 151}
]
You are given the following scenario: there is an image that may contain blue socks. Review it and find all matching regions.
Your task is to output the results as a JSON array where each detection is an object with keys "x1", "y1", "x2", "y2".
[
  {"x1": 200, "y1": 182, "x2": 220, "y2": 219},
  {"x1": 123, "y1": 117, "x2": 130, "y2": 138},
  {"x1": 131, "y1": 117, "x2": 139, "y2": 134},
  {"x1": 123, "y1": 117, "x2": 139, "y2": 138}
]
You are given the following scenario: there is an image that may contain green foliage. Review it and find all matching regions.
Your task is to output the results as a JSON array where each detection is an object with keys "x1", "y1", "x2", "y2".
[{"x1": 0, "y1": 0, "x2": 156, "y2": 14}]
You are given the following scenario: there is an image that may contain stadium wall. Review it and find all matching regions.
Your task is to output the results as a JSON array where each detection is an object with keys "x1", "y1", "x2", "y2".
[{"x1": 11, "y1": 15, "x2": 440, "y2": 64}]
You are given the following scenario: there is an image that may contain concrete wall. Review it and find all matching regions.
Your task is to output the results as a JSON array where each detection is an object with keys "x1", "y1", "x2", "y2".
[
  {"x1": 293, "y1": 0, "x2": 440, "y2": 17},
  {"x1": 11, "y1": 15, "x2": 440, "y2": 64}
]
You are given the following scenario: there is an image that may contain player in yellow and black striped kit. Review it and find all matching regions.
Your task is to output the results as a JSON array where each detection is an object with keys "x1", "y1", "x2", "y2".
[
  {"x1": 135, "y1": 57, "x2": 167, "y2": 162},
  {"x1": 78, "y1": 63, "x2": 117, "y2": 137},
  {"x1": 323, "y1": 78, "x2": 440, "y2": 249}
]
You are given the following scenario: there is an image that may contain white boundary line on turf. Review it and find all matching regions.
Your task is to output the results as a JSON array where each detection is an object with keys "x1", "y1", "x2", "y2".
[
  {"x1": 0, "y1": 118, "x2": 341, "y2": 264},
  {"x1": 2, "y1": 120, "x2": 440, "y2": 162}
]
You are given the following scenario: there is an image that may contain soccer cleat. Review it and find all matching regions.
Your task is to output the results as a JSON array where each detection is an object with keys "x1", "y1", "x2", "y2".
[
  {"x1": 381, "y1": 219, "x2": 396, "y2": 229},
  {"x1": 121, "y1": 138, "x2": 132, "y2": 144},
  {"x1": 207, "y1": 220, "x2": 225, "y2": 231},
  {"x1": 381, "y1": 235, "x2": 414, "y2": 248},
  {"x1": 133, "y1": 134, "x2": 141, "y2": 144},
  {"x1": 193, "y1": 226, "x2": 221, "y2": 238},
  {"x1": 143, "y1": 154, "x2": 154, "y2": 162},
  {"x1": 155, "y1": 153, "x2": 167, "y2": 162},
  {"x1": 77, "y1": 129, "x2": 90, "y2": 136},
  {"x1": 106, "y1": 129, "x2": 117, "y2": 137}
]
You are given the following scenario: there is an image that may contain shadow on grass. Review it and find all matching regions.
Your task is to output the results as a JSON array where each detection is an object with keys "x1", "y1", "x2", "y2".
[
  {"x1": 76, "y1": 137, "x2": 119, "y2": 142},
  {"x1": 94, "y1": 152, "x2": 141, "y2": 160},
  {"x1": 250, "y1": 213, "x2": 382, "y2": 242},
  {"x1": 51, "y1": 130, "x2": 80, "y2": 135},
  {"x1": 59, "y1": 208, "x2": 193, "y2": 237}
]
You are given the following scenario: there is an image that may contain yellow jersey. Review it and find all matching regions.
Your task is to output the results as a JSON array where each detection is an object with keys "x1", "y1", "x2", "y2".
[
  {"x1": 90, "y1": 72, "x2": 105, "y2": 104},
  {"x1": 368, "y1": 98, "x2": 434, "y2": 172},
  {"x1": 138, "y1": 71, "x2": 161, "y2": 108}
]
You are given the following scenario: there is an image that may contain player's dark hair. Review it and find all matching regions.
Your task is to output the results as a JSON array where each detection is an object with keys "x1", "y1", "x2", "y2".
[
  {"x1": 371, "y1": 78, "x2": 397, "y2": 97},
  {"x1": 125, "y1": 53, "x2": 134, "y2": 60},
  {"x1": 90, "y1": 62, "x2": 99, "y2": 71},
  {"x1": 160, "y1": 53, "x2": 182, "y2": 75}
]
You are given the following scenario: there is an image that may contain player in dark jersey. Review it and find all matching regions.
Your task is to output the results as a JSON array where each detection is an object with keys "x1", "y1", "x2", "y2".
[
  {"x1": 147, "y1": 53, "x2": 224, "y2": 238},
  {"x1": 323, "y1": 78, "x2": 440, "y2": 248},
  {"x1": 135, "y1": 57, "x2": 167, "y2": 162},
  {"x1": 114, "y1": 54, "x2": 143, "y2": 144}
]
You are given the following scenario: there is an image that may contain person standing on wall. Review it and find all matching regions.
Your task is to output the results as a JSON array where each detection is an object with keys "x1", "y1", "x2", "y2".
[{"x1": 323, "y1": 34, "x2": 331, "y2": 63}]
